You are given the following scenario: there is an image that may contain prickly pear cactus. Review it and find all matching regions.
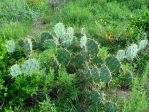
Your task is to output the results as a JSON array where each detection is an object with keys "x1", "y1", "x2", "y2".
[
  {"x1": 61, "y1": 33, "x2": 74, "y2": 48},
  {"x1": 57, "y1": 48, "x2": 71, "y2": 65},
  {"x1": 116, "y1": 50, "x2": 126, "y2": 61},
  {"x1": 6, "y1": 40, "x2": 16, "y2": 53},
  {"x1": 31, "y1": 38, "x2": 37, "y2": 50},
  {"x1": 80, "y1": 35, "x2": 87, "y2": 48},
  {"x1": 22, "y1": 59, "x2": 39, "y2": 75},
  {"x1": 54, "y1": 23, "x2": 65, "y2": 39},
  {"x1": 100, "y1": 65, "x2": 111, "y2": 83},
  {"x1": 10, "y1": 64, "x2": 21, "y2": 77},
  {"x1": 139, "y1": 39, "x2": 148, "y2": 50},
  {"x1": 18, "y1": 39, "x2": 25, "y2": 47},
  {"x1": 66, "y1": 27, "x2": 74, "y2": 37},
  {"x1": 91, "y1": 56, "x2": 103, "y2": 67},
  {"x1": 105, "y1": 56, "x2": 121, "y2": 73},
  {"x1": 41, "y1": 32, "x2": 53, "y2": 43},
  {"x1": 104, "y1": 101, "x2": 117, "y2": 112},
  {"x1": 89, "y1": 91, "x2": 102, "y2": 104},
  {"x1": 42, "y1": 39, "x2": 57, "y2": 50},
  {"x1": 125, "y1": 44, "x2": 138, "y2": 60},
  {"x1": 86, "y1": 39, "x2": 99, "y2": 57},
  {"x1": 90, "y1": 66, "x2": 100, "y2": 83},
  {"x1": 71, "y1": 53, "x2": 85, "y2": 68},
  {"x1": 124, "y1": 70, "x2": 133, "y2": 86},
  {"x1": 24, "y1": 38, "x2": 32, "y2": 56}
]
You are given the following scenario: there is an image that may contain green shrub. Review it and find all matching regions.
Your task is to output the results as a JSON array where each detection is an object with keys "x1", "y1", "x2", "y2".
[{"x1": 123, "y1": 64, "x2": 149, "y2": 112}]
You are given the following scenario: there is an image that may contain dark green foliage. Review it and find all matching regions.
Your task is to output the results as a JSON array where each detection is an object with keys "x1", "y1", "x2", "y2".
[{"x1": 104, "y1": 101, "x2": 117, "y2": 112}]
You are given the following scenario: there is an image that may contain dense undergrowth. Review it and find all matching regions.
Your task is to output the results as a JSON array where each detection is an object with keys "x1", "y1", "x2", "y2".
[{"x1": 0, "y1": 0, "x2": 149, "y2": 112}]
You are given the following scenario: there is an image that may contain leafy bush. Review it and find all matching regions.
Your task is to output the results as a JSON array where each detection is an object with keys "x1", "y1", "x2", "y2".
[{"x1": 123, "y1": 63, "x2": 149, "y2": 112}]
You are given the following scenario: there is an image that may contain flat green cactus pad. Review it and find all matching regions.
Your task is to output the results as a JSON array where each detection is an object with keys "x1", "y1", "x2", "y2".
[
  {"x1": 54, "y1": 23, "x2": 65, "y2": 39},
  {"x1": 57, "y1": 48, "x2": 71, "y2": 65},
  {"x1": 90, "y1": 66, "x2": 100, "y2": 83},
  {"x1": 6, "y1": 40, "x2": 16, "y2": 53},
  {"x1": 105, "y1": 56, "x2": 121, "y2": 73},
  {"x1": 10, "y1": 64, "x2": 21, "y2": 77},
  {"x1": 100, "y1": 65, "x2": 111, "y2": 83},
  {"x1": 73, "y1": 53, "x2": 85, "y2": 68},
  {"x1": 41, "y1": 32, "x2": 53, "y2": 43},
  {"x1": 42, "y1": 39, "x2": 57, "y2": 50},
  {"x1": 89, "y1": 91, "x2": 102, "y2": 104},
  {"x1": 126, "y1": 44, "x2": 138, "y2": 60},
  {"x1": 116, "y1": 50, "x2": 126, "y2": 61},
  {"x1": 124, "y1": 70, "x2": 133, "y2": 86},
  {"x1": 86, "y1": 39, "x2": 99, "y2": 57},
  {"x1": 139, "y1": 39, "x2": 148, "y2": 50}
]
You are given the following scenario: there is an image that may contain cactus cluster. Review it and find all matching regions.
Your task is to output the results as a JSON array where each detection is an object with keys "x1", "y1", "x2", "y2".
[
  {"x1": 9, "y1": 23, "x2": 146, "y2": 111},
  {"x1": 54, "y1": 23, "x2": 75, "y2": 48},
  {"x1": 116, "y1": 39, "x2": 148, "y2": 61}
]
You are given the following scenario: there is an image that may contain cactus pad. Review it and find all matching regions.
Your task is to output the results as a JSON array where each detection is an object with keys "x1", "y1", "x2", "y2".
[
  {"x1": 139, "y1": 39, "x2": 148, "y2": 50},
  {"x1": 57, "y1": 48, "x2": 71, "y2": 65},
  {"x1": 24, "y1": 38, "x2": 32, "y2": 56},
  {"x1": 126, "y1": 44, "x2": 138, "y2": 60},
  {"x1": 41, "y1": 32, "x2": 53, "y2": 43},
  {"x1": 105, "y1": 56, "x2": 121, "y2": 73},
  {"x1": 42, "y1": 39, "x2": 57, "y2": 50},
  {"x1": 116, "y1": 50, "x2": 126, "y2": 61},
  {"x1": 89, "y1": 91, "x2": 102, "y2": 104},
  {"x1": 72, "y1": 53, "x2": 85, "y2": 68},
  {"x1": 10, "y1": 64, "x2": 21, "y2": 77},
  {"x1": 90, "y1": 66, "x2": 100, "y2": 83},
  {"x1": 86, "y1": 39, "x2": 99, "y2": 57},
  {"x1": 124, "y1": 70, "x2": 133, "y2": 86},
  {"x1": 100, "y1": 65, "x2": 111, "y2": 83},
  {"x1": 61, "y1": 33, "x2": 74, "y2": 48},
  {"x1": 6, "y1": 40, "x2": 16, "y2": 53},
  {"x1": 54, "y1": 23, "x2": 65, "y2": 39},
  {"x1": 22, "y1": 59, "x2": 39, "y2": 75},
  {"x1": 18, "y1": 39, "x2": 25, "y2": 47},
  {"x1": 80, "y1": 35, "x2": 87, "y2": 48}
]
